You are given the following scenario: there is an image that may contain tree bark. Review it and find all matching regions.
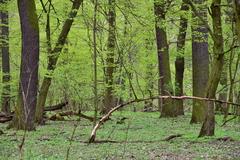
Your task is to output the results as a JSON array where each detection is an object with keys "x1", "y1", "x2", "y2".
[
  {"x1": 93, "y1": 0, "x2": 98, "y2": 125},
  {"x1": 215, "y1": 65, "x2": 227, "y2": 112},
  {"x1": 9, "y1": 0, "x2": 39, "y2": 130},
  {"x1": 144, "y1": 38, "x2": 154, "y2": 111},
  {"x1": 0, "y1": 0, "x2": 11, "y2": 114},
  {"x1": 199, "y1": 0, "x2": 224, "y2": 137},
  {"x1": 35, "y1": 0, "x2": 83, "y2": 124},
  {"x1": 190, "y1": 0, "x2": 209, "y2": 123},
  {"x1": 175, "y1": 0, "x2": 189, "y2": 116},
  {"x1": 154, "y1": 0, "x2": 177, "y2": 117},
  {"x1": 102, "y1": 0, "x2": 116, "y2": 114},
  {"x1": 234, "y1": 0, "x2": 240, "y2": 43}
]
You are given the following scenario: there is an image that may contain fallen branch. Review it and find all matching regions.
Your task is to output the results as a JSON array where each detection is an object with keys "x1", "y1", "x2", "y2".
[
  {"x1": 163, "y1": 134, "x2": 183, "y2": 141},
  {"x1": 0, "y1": 112, "x2": 13, "y2": 123},
  {"x1": 89, "y1": 95, "x2": 240, "y2": 143},
  {"x1": 49, "y1": 111, "x2": 95, "y2": 122},
  {"x1": 216, "y1": 136, "x2": 234, "y2": 142},
  {"x1": 44, "y1": 101, "x2": 68, "y2": 112}
]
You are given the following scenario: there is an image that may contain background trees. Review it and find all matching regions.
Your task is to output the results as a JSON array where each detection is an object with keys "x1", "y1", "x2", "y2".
[{"x1": 0, "y1": 0, "x2": 239, "y2": 139}]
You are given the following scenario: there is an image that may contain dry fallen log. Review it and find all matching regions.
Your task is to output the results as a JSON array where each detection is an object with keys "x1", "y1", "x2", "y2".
[
  {"x1": 0, "y1": 102, "x2": 68, "y2": 123},
  {"x1": 0, "y1": 112, "x2": 13, "y2": 123},
  {"x1": 44, "y1": 101, "x2": 68, "y2": 112},
  {"x1": 88, "y1": 95, "x2": 240, "y2": 143},
  {"x1": 49, "y1": 111, "x2": 95, "y2": 122},
  {"x1": 163, "y1": 134, "x2": 183, "y2": 141}
]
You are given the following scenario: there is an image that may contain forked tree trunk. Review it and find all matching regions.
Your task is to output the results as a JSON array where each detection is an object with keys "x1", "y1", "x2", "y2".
[
  {"x1": 35, "y1": 0, "x2": 83, "y2": 124},
  {"x1": 0, "y1": 0, "x2": 11, "y2": 114},
  {"x1": 190, "y1": 0, "x2": 209, "y2": 123},
  {"x1": 10, "y1": 0, "x2": 39, "y2": 130},
  {"x1": 175, "y1": 0, "x2": 189, "y2": 115},
  {"x1": 154, "y1": 0, "x2": 177, "y2": 117},
  {"x1": 199, "y1": 0, "x2": 224, "y2": 137},
  {"x1": 102, "y1": 0, "x2": 116, "y2": 114}
]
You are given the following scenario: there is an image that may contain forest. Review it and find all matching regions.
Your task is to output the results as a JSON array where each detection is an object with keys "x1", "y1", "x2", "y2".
[{"x1": 0, "y1": 0, "x2": 240, "y2": 159}]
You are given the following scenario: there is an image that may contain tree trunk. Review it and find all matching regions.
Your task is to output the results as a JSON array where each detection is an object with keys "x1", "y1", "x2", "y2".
[
  {"x1": 154, "y1": 0, "x2": 176, "y2": 117},
  {"x1": 190, "y1": 0, "x2": 209, "y2": 123},
  {"x1": 0, "y1": 0, "x2": 11, "y2": 114},
  {"x1": 199, "y1": 0, "x2": 224, "y2": 137},
  {"x1": 35, "y1": 0, "x2": 83, "y2": 124},
  {"x1": 93, "y1": 0, "x2": 98, "y2": 125},
  {"x1": 102, "y1": 0, "x2": 116, "y2": 114},
  {"x1": 144, "y1": 38, "x2": 154, "y2": 111},
  {"x1": 10, "y1": 0, "x2": 39, "y2": 130},
  {"x1": 215, "y1": 65, "x2": 227, "y2": 112},
  {"x1": 175, "y1": 0, "x2": 189, "y2": 116},
  {"x1": 234, "y1": 0, "x2": 240, "y2": 43}
]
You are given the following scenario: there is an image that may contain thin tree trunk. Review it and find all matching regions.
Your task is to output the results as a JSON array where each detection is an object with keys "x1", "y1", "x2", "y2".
[
  {"x1": 0, "y1": 0, "x2": 11, "y2": 114},
  {"x1": 154, "y1": 0, "x2": 176, "y2": 117},
  {"x1": 10, "y1": 0, "x2": 39, "y2": 130},
  {"x1": 102, "y1": 0, "x2": 116, "y2": 114},
  {"x1": 215, "y1": 65, "x2": 227, "y2": 112},
  {"x1": 93, "y1": 0, "x2": 98, "y2": 126},
  {"x1": 175, "y1": 0, "x2": 189, "y2": 116},
  {"x1": 234, "y1": 0, "x2": 240, "y2": 43},
  {"x1": 190, "y1": 0, "x2": 209, "y2": 123},
  {"x1": 144, "y1": 38, "x2": 154, "y2": 111},
  {"x1": 35, "y1": 0, "x2": 83, "y2": 124},
  {"x1": 199, "y1": 0, "x2": 224, "y2": 137},
  {"x1": 224, "y1": 48, "x2": 240, "y2": 120}
]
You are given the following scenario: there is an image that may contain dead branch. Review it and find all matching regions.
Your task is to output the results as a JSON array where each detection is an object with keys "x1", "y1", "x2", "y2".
[
  {"x1": 44, "y1": 101, "x2": 68, "y2": 112},
  {"x1": 88, "y1": 95, "x2": 240, "y2": 143},
  {"x1": 0, "y1": 102, "x2": 68, "y2": 123},
  {"x1": 0, "y1": 112, "x2": 13, "y2": 123},
  {"x1": 221, "y1": 116, "x2": 238, "y2": 127},
  {"x1": 49, "y1": 111, "x2": 95, "y2": 122},
  {"x1": 163, "y1": 134, "x2": 183, "y2": 141}
]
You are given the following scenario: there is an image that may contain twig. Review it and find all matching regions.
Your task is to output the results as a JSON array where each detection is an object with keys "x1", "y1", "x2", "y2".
[
  {"x1": 221, "y1": 116, "x2": 237, "y2": 127},
  {"x1": 66, "y1": 123, "x2": 78, "y2": 160},
  {"x1": 19, "y1": 130, "x2": 27, "y2": 160}
]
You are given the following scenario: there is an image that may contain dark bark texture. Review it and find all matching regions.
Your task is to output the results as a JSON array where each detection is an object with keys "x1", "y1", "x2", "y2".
[
  {"x1": 154, "y1": 0, "x2": 176, "y2": 117},
  {"x1": 199, "y1": 0, "x2": 224, "y2": 137},
  {"x1": 175, "y1": 0, "x2": 189, "y2": 115},
  {"x1": 190, "y1": 0, "x2": 209, "y2": 123},
  {"x1": 10, "y1": 0, "x2": 39, "y2": 130},
  {"x1": 0, "y1": 0, "x2": 11, "y2": 114}
]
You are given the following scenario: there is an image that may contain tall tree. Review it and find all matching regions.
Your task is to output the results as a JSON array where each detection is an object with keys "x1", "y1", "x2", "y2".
[
  {"x1": 0, "y1": 0, "x2": 11, "y2": 114},
  {"x1": 35, "y1": 0, "x2": 83, "y2": 124},
  {"x1": 154, "y1": 0, "x2": 177, "y2": 117},
  {"x1": 190, "y1": 0, "x2": 209, "y2": 123},
  {"x1": 234, "y1": 0, "x2": 240, "y2": 43},
  {"x1": 102, "y1": 0, "x2": 116, "y2": 114},
  {"x1": 199, "y1": 0, "x2": 224, "y2": 137},
  {"x1": 93, "y1": 0, "x2": 98, "y2": 125},
  {"x1": 174, "y1": 0, "x2": 189, "y2": 115},
  {"x1": 10, "y1": 0, "x2": 39, "y2": 130}
]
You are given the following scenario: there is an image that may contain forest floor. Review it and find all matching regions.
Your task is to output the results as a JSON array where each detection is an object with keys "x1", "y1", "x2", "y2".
[{"x1": 0, "y1": 111, "x2": 240, "y2": 160}]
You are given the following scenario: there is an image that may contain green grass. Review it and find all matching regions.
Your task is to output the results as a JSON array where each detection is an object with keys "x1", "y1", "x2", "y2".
[{"x1": 0, "y1": 111, "x2": 240, "y2": 160}]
